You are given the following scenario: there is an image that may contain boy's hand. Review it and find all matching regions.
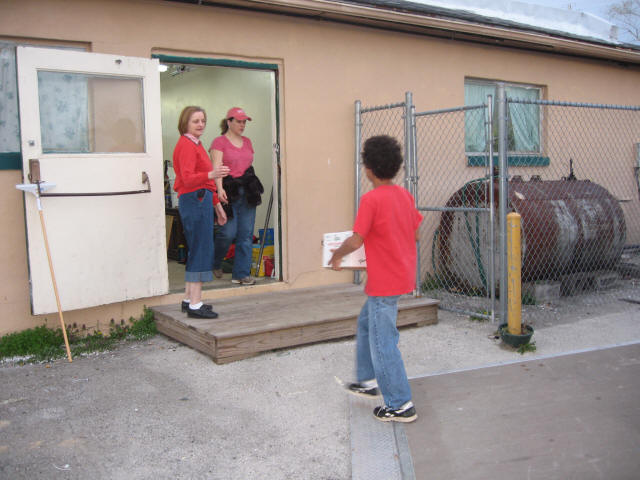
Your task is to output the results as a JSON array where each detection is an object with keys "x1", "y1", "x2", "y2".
[
  {"x1": 327, "y1": 233, "x2": 363, "y2": 271},
  {"x1": 328, "y1": 250, "x2": 343, "y2": 271}
]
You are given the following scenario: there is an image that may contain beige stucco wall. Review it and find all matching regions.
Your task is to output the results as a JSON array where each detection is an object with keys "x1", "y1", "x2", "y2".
[{"x1": 1, "y1": 0, "x2": 640, "y2": 335}]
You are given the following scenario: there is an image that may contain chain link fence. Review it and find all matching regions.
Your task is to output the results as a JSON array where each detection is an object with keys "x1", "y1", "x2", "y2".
[
  {"x1": 356, "y1": 100, "x2": 408, "y2": 200},
  {"x1": 505, "y1": 99, "x2": 640, "y2": 324},
  {"x1": 356, "y1": 91, "x2": 640, "y2": 325}
]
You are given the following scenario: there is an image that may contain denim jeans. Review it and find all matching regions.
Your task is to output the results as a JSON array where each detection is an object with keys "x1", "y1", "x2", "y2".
[
  {"x1": 214, "y1": 186, "x2": 257, "y2": 279},
  {"x1": 356, "y1": 295, "x2": 412, "y2": 409},
  {"x1": 179, "y1": 189, "x2": 214, "y2": 283}
]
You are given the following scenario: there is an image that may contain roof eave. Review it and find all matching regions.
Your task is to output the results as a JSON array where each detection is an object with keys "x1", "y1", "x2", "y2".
[{"x1": 168, "y1": 0, "x2": 640, "y2": 64}]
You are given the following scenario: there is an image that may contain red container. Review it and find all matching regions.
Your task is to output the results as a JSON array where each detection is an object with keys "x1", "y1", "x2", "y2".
[{"x1": 264, "y1": 257, "x2": 274, "y2": 277}]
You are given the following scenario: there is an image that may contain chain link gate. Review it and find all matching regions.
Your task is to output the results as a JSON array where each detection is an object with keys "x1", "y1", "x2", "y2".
[
  {"x1": 414, "y1": 102, "x2": 497, "y2": 320},
  {"x1": 356, "y1": 90, "x2": 640, "y2": 324}
]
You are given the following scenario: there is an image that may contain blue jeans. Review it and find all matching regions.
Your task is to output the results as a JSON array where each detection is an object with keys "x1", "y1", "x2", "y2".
[
  {"x1": 356, "y1": 295, "x2": 412, "y2": 409},
  {"x1": 213, "y1": 187, "x2": 257, "y2": 279},
  {"x1": 179, "y1": 189, "x2": 214, "y2": 283}
]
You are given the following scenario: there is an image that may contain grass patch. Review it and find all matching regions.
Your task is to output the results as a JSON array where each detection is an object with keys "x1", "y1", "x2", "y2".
[
  {"x1": 521, "y1": 292, "x2": 536, "y2": 305},
  {"x1": 469, "y1": 309, "x2": 490, "y2": 322},
  {"x1": 517, "y1": 341, "x2": 537, "y2": 354},
  {"x1": 421, "y1": 273, "x2": 442, "y2": 292},
  {"x1": 0, "y1": 307, "x2": 157, "y2": 364}
]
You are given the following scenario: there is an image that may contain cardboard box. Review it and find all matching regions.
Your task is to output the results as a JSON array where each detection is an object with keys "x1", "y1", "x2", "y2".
[{"x1": 322, "y1": 231, "x2": 366, "y2": 269}]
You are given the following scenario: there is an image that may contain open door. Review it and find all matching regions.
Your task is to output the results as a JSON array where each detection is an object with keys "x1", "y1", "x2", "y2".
[{"x1": 17, "y1": 46, "x2": 167, "y2": 314}]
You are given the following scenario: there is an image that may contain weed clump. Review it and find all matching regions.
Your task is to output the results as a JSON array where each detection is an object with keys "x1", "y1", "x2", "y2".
[{"x1": 0, "y1": 307, "x2": 157, "y2": 364}]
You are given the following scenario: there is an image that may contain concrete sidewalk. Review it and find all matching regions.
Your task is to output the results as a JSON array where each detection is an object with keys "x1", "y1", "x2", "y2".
[
  {"x1": 352, "y1": 342, "x2": 640, "y2": 480},
  {"x1": 1, "y1": 306, "x2": 639, "y2": 479}
]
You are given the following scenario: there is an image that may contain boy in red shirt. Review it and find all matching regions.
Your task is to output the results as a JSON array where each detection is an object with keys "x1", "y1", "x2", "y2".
[{"x1": 329, "y1": 135, "x2": 422, "y2": 423}]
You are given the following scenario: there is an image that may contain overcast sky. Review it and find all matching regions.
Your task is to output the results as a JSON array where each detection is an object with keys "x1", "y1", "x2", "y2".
[
  {"x1": 529, "y1": 0, "x2": 613, "y2": 18},
  {"x1": 527, "y1": 0, "x2": 637, "y2": 42},
  {"x1": 519, "y1": 0, "x2": 617, "y2": 20}
]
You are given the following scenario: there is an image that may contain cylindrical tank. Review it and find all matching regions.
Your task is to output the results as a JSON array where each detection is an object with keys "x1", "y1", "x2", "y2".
[{"x1": 435, "y1": 176, "x2": 627, "y2": 293}]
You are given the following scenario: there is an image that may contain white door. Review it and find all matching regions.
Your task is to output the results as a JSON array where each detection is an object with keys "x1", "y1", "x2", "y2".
[{"x1": 17, "y1": 46, "x2": 168, "y2": 314}]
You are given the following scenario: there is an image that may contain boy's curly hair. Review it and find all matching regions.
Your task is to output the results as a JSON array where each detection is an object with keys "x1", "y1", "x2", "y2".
[{"x1": 362, "y1": 135, "x2": 403, "y2": 180}]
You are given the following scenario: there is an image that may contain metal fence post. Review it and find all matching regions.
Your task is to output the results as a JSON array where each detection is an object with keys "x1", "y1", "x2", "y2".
[
  {"x1": 403, "y1": 92, "x2": 421, "y2": 295},
  {"x1": 354, "y1": 100, "x2": 362, "y2": 285},
  {"x1": 487, "y1": 94, "x2": 496, "y2": 322},
  {"x1": 404, "y1": 92, "x2": 414, "y2": 193},
  {"x1": 497, "y1": 83, "x2": 508, "y2": 323}
]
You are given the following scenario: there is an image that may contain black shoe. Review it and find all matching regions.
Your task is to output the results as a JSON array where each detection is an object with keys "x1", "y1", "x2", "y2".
[
  {"x1": 182, "y1": 301, "x2": 214, "y2": 313},
  {"x1": 186, "y1": 304, "x2": 219, "y2": 319},
  {"x1": 346, "y1": 382, "x2": 380, "y2": 398},
  {"x1": 373, "y1": 402, "x2": 417, "y2": 423}
]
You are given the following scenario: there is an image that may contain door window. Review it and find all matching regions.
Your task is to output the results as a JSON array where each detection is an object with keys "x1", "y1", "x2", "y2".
[{"x1": 38, "y1": 72, "x2": 145, "y2": 154}]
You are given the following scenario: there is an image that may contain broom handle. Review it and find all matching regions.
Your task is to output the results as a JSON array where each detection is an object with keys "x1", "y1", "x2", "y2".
[{"x1": 38, "y1": 209, "x2": 73, "y2": 362}]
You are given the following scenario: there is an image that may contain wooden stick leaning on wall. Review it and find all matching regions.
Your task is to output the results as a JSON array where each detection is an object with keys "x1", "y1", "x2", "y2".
[{"x1": 37, "y1": 198, "x2": 73, "y2": 362}]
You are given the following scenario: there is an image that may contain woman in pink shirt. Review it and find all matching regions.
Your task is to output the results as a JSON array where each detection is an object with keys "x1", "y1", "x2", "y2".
[{"x1": 209, "y1": 107, "x2": 263, "y2": 285}]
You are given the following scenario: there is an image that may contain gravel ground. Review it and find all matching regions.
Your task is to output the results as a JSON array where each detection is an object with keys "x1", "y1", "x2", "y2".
[{"x1": 1, "y1": 297, "x2": 639, "y2": 479}]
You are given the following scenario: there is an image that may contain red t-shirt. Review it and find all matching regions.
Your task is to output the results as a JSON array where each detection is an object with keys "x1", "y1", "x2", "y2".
[
  {"x1": 172, "y1": 135, "x2": 219, "y2": 203},
  {"x1": 353, "y1": 185, "x2": 423, "y2": 296},
  {"x1": 210, "y1": 135, "x2": 254, "y2": 178}
]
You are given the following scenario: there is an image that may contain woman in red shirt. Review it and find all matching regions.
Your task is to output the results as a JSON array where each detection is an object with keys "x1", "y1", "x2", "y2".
[{"x1": 173, "y1": 106, "x2": 229, "y2": 318}]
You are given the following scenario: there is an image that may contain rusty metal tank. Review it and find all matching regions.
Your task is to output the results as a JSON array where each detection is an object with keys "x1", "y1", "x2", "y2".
[{"x1": 435, "y1": 176, "x2": 626, "y2": 293}]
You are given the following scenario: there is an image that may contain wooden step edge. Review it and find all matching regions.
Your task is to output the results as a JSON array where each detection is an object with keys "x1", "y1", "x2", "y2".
[
  {"x1": 154, "y1": 310, "x2": 218, "y2": 358},
  {"x1": 214, "y1": 305, "x2": 439, "y2": 356},
  {"x1": 213, "y1": 302, "x2": 439, "y2": 340}
]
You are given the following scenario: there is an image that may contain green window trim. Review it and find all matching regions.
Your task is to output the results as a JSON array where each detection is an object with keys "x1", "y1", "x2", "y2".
[
  {"x1": 0, "y1": 152, "x2": 22, "y2": 170},
  {"x1": 467, "y1": 154, "x2": 550, "y2": 167},
  {"x1": 152, "y1": 54, "x2": 278, "y2": 71}
]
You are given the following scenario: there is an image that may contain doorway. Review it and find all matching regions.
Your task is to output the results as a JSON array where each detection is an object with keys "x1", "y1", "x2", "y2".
[{"x1": 156, "y1": 56, "x2": 280, "y2": 292}]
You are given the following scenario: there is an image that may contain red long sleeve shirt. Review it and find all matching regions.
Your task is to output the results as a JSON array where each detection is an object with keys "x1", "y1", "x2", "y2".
[{"x1": 172, "y1": 135, "x2": 219, "y2": 204}]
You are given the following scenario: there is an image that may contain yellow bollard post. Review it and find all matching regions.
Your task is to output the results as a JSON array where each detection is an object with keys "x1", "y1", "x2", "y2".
[{"x1": 507, "y1": 212, "x2": 522, "y2": 336}]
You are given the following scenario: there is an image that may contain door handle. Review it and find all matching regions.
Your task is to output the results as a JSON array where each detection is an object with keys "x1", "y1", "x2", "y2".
[
  {"x1": 37, "y1": 171, "x2": 151, "y2": 197},
  {"x1": 28, "y1": 159, "x2": 41, "y2": 183}
]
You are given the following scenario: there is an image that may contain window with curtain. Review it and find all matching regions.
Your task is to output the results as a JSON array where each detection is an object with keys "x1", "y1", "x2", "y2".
[
  {"x1": 465, "y1": 79, "x2": 541, "y2": 155},
  {"x1": 0, "y1": 41, "x2": 89, "y2": 169},
  {"x1": 0, "y1": 42, "x2": 20, "y2": 155}
]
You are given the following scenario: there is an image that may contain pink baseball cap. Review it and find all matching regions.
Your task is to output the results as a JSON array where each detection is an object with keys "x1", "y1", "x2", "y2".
[{"x1": 226, "y1": 107, "x2": 252, "y2": 121}]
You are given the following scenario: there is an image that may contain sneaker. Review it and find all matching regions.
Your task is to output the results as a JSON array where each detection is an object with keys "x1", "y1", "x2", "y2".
[
  {"x1": 373, "y1": 402, "x2": 417, "y2": 423},
  {"x1": 346, "y1": 382, "x2": 380, "y2": 398},
  {"x1": 181, "y1": 301, "x2": 214, "y2": 313},
  {"x1": 213, "y1": 269, "x2": 223, "y2": 279},
  {"x1": 187, "y1": 304, "x2": 219, "y2": 319},
  {"x1": 231, "y1": 276, "x2": 256, "y2": 285}
]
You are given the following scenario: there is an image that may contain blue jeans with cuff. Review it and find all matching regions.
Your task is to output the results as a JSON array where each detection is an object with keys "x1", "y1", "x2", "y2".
[
  {"x1": 179, "y1": 189, "x2": 214, "y2": 283},
  {"x1": 356, "y1": 295, "x2": 412, "y2": 409}
]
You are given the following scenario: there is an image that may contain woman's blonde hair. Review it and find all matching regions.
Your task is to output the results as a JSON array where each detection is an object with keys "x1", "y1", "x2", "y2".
[{"x1": 178, "y1": 106, "x2": 206, "y2": 135}]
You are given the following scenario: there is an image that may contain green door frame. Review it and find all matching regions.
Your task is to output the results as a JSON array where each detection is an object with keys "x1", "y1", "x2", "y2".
[{"x1": 153, "y1": 54, "x2": 283, "y2": 280}]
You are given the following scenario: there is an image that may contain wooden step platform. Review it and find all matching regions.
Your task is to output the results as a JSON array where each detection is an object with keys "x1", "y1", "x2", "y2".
[{"x1": 151, "y1": 283, "x2": 439, "y2": 364}]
